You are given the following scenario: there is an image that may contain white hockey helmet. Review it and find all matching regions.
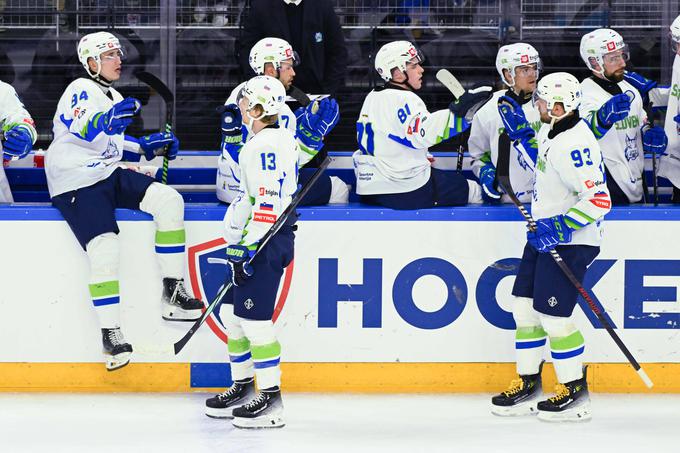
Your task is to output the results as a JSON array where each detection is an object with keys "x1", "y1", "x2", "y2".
[
  {"x1": 532, "y1": 72, "x2": 581, "y2": 123},
  {"x1": 249, "y1": 37, "x2": 299, "y2": 75},
  {"x1": 241, "y1": 75, "x2": 287, "y2": 120},
  {"x1": 374, "y1": 40, "x2": 424, "y2": 82},
  {"x1": 579, "y1": 28, "x2": 629, "y2": 75},
  {"x1": 77, "y1": 31, "x2": 124, "y2": 78},
  {"x1": 495, "y1": 43, "x2": 542, "y2": 87},
  {"x1": 670, "y1": 15, "x2": 680, "y2": 51}
]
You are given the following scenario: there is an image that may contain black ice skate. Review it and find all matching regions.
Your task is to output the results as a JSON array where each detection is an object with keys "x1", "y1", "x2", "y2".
[
  {"x1": 161, "y1": 278, "x2": 204, "y2": 321},
  {"x1": 537, "y1": 366, "x2": 591, "y2": 422},
  {"x1": 205, "y1": 378, "x2": 256, "y2": 419},
  {"x1": 102, "y1": 327, "x2": 133, "y2": 371},
  {"x1": 232, "y1": 387, "x2": 285, "y2": 429},
  {"x1": 491, "y1": 361, "x2": 544, "y2": 416}
]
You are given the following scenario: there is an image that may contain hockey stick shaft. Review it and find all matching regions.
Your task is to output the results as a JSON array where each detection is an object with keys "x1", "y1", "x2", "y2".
[
  {"x1": 643, "y1": 101, "x2": 658, "y2": 206},
  {"x1": 496, "y1": 134, "x2": 652, "y2": 388},
  {"x1": 135, "y1": 71, "x2": 174, "y2": 185},
  {"x1": 173, "y1": 156, "x2": 332, "y2": 354}
]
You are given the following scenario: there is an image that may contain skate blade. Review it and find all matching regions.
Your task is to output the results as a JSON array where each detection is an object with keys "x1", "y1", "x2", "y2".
[
  {"x1": 205, "y1": 407, "x2": 235, "y2": 419},
  {"x1": 232, "y1": 415, "x2": 285, "y2": 429},
  {"x1": 491, "y1": 400, "x2": 540, "y2": 417},
  {"x1": 105, "y1": 352, "x2": 131, "y2": 372},
  {"x1": 538, "y1": 402, "x2": 592, "y2": 423},
  {"x1": 162, "y1": 304, "x2": 202, "y2": 322}
]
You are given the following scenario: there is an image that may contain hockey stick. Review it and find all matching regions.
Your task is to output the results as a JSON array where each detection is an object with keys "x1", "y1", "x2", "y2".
[
  {"x1": 173, "y1": 156, "x2": 331, "y2": 354},
  {"x1": 642, "y1": 100, "x2": 659, "y2": 206},
  {"x1": 436, "y1": 70, "x2": 466, "y2": 172},
  {"x1": 135, "y1": 71, "x2": 174, "y2": 185},
  {"x1": 496, "y1": 132, "x2": 653, "y2": 388}
]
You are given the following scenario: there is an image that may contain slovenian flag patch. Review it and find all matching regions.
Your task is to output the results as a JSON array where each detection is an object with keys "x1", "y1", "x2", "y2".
[{"x1": 259, "y1": 202, "x2": 274, "y2": 211}]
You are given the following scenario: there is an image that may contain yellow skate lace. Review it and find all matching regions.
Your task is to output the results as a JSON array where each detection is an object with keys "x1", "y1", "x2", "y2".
[
  {"x1": 502, "y1": 378, "x2": 525, "y2": 397},
  {"x1": 548, "y1": 383, "x2": 570, "y2": 403}
]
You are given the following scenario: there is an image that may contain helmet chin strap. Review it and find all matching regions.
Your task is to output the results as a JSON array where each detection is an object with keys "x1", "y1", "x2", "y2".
[{"x1": 87, "y1": 59, "x2": 113, "y2": 87}]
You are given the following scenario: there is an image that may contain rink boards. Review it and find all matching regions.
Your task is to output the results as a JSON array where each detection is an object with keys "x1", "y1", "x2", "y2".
[{"x1": 1, "y1": 204, "x2": 680, "y2": 393}]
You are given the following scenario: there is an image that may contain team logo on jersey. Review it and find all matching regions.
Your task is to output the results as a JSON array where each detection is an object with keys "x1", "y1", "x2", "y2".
[
  {"x1": 548, "y1": 297, "x2": 558, "y2": 307},
  {"x1": 624, "y1": 134, "x2": 640, "y2": 162},
  {"x1": 187, "y1": 238, "x2": 294, "y2": 345},
  {"x1": 516, "y1": 150, "x2": 530, "y2": 171},
  {"x1": 102, "y1": 140, "x2": 120, "y2": 159}
]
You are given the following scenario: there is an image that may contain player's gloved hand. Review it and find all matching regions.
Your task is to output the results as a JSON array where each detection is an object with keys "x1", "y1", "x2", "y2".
[
  {"x1": 100, "y1": 97, "x2": 141, "y2": 135},
  {"x1": 479, "y1": 162, "x2": 502, "y2": 203},
  {"x1": 295, "y1": 106, "x2": 324, "y2": 152},
  {"x1": 642, "y1": 126, "x2": 668, "y2": 155},
  {"x1": 497, "y1": 96, "x2": 535, "y2": 141},
  {"x1": 139, "y1": 132, "x2": 179, "y2": 161},
  {"x1": 219, "y1": 103, "x2": 243, "y2": 145},
  {"x1": 226, "y1": 244, "x2": 254, "y2": 287},
  {"x1": 298, "y1": 98, "x2": 340, "y2": 137},
  {"x1": 527, "y1": 215, "x2": 573, "y2": 253},
  {"x1": 596, "y1": 93, "x2": 631, "y2": 129},
  {"x1": 2, "y1": 125, "x2": 33, "y2": 160},
  {"x1": 449, "y1": 84, "x2": 494, "y2": 118},
  {"x1": 623, "y1": 71, "x2": 657, "y2": 97}
]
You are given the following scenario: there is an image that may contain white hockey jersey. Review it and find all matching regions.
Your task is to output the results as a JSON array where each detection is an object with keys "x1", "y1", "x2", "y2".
[
  {"x1": 468, "y1": 90, "x2": 540, "y2": 203},
  {"x1": 223, "y1": 125, "x2": 299, "y2": 248},
  {"x1": 216, "y1": 82, "x2": 315, "y2": 204},
  {"x1": 532, "y1": 116, "x2": 611, "y2": 246},
  {"x1": 658, "y1": 54, "x2": 680, "y2": 188},
  {"x1": 0, "y1": 81, "x2": 37, "y2": 202},
  {"x1": 353, "y1": 85, "x2": 467, "y2": 195},
  {"x1": 579, "y1": 77, "x2": 646, "y2": 202},
  {"x1": 45, "y1": 78, "x2": 139, "y2": 197}
]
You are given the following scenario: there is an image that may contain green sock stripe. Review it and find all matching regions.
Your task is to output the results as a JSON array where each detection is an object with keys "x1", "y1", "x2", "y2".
[
  {"x1": 550, "y1": 330, "x2": 585, "y2": 351},
  {"x1": 228, "y1": 337, "x2": 251, "y2": 354},
  {"x1": 88, "y1": 280, "x2": 120, "y2": 297},
  {"x1": 516, "y1": 326, "x2": 548, "y2": 340},
  {"x1": 155, "y1": 229, "x2": 186, "y2": 245},
  {"x1": 251, "y1": 341, "x2": 281, "y2": 361}
]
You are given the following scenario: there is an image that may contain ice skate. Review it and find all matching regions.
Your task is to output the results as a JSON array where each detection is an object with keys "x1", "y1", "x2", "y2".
[
  {"x1": 161, "y1": 278, "x2": 204, "y2": 321},
  {"x1": 491, "y1": 361, "x2": 544, "y2": 416},
  {"x1": 205, "y1": 378, "x2": 256, "y2": 419},
  {"x1": 102, "y1": 327, "x2": 133, "y2": 371},
  {"x1": 232, "y1": 387, "x2": 285, "y2": 429},
  {"x1": 537, "y1": 366, "x2": 591, "y2": 422}
]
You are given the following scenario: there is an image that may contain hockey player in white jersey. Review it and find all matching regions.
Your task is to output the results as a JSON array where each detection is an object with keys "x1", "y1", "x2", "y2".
[
  {"x1": 468, "y1": 43, "x2": 542, "y2": 203},
  {"x1": 657, "y1": 15, "x2": 680, "y2": 202},
  {"x1": 491, "y1": 72, "x2": 611, "y2": 422},
  {"x1": 0, "y1": 81, "x2": 37, "y2": 202},
  {"x1": 353, "y1": 40, "x2": 492, "y2": 209},
  {"x1": 45, "y1": 31, "x2": 204, "y2": 371},
  {"x1": 217, "y1": 37, "x2": 348, "y2": 206},
  {"x1": 204, "y1": 76, "x2": 297, "y2": 429},
  {"x1": 579, "y1": 28, "x2": 668, "y2": 204}
]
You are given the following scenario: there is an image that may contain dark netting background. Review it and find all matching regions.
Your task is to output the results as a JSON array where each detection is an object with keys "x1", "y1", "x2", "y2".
[{"x1": 0, "y1": 0, "x2": 677, "y2": 153}]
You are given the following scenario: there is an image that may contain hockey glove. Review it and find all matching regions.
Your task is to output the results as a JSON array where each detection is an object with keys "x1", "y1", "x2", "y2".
[
  {"x1": 449, "y1": 84, "x2": 494, "y2": 118},
  {"x1": 220, "y1": 104, "x2": 243, "y2": 145},
  {"x1": 479, "y1": 162, "x2": 502, "y2": 203},
  {"x1": 97, "y1": 97, "x2": 141, "y2": 136},
  {"x1": 139, "y1": 132, "x2": 179, "y2": 161},
  {"x1": 642, "y1": 126, "x2": 668, "y2": 156},
  {"x1": 295, "y1": 107, "x2": 324, "y2": 152},
  {"x1": 527, "y1": 215, "x2": 573, "y2": 253},
  {"x1": 623, "y1": 71, "x2": 657, "y2": 97},
  {"x1": 596, "y1": 93, "x2": 631, "y2": 129},
  {"x1": 497, "y1": 96, "x2": 535, "y2": 141},
  {"x1": 2, "y1": 125, "x2": 33, "y2": 160},
  {"x1": 226, "y1": 244, "x2": 254, "y2": 287}
]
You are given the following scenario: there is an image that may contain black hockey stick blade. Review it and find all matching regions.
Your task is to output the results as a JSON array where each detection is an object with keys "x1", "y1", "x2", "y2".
[
  {"x1": 287, "y1": 85, "x2": 311, "y2": 106},
  {"x1": 135, "y1": 71, "x2": 174, "y2": 105},
  {"x1": 173, "y1": 157, "x2": 332, "y2": 355},
  {"x1": 496, "y1": 134, "x2": 653, "y2": 388}
]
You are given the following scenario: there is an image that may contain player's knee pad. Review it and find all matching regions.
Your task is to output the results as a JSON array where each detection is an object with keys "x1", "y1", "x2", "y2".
[
  {"x1": 221, "y1": 303, "x2": 245, "y2": 339},
  {"x1": 329, "y1": 176, "x2": 350, "y2": 204},
  {"x1": 539, "y1": 313, "x2": 577, "y2": 338},
  {"x1": 239, "y1": 318, "x2": 276, "y2": 345},
  {"x1": 512, "y1": 296, "x2": 541, "y2": 328},
  {"x1": 86, "y1": 232, "x2": 120, "y2": 281},
  {"x1": 467, "y1": 180, "x2": 483, "y2": 204},
  {"x1": 139, "y1": 182, "x2": 184, "y2": 229}
]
